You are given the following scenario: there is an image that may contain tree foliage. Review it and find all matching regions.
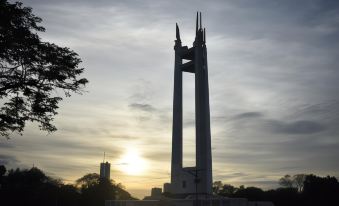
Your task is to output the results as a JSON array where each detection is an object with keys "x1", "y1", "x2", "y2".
[
  {"x1": 75, "y1": 172, "x2": 137, "y2": 204},
  {"x1": 279, "y1": 174, "x2": 294, "y2": 188},
  {"x1": 278, "y1": 174, "x2": 306, "y2": 192},
  {"x1": 220, "y1": 184, "x2": 238, "y2": 197},
  {"x1": 214, "y1": 174, "x2": 339, "y2": 206},
  {"x1": 0, "y1": 165, "x2": 136, "y2": 206},
  {"x1": 293, "y1": 174, "x2": 306, "y2": 192},
  {"x1": 212, "y1": 180, "x2": 223, "y2": 195},
  {"x1": 303, "y1": 174, "x2": 339, "y2": 205},
  {"x1": 75, "y1": 173, "x2": 101, "y2": 189},
  {"x1": 0, "y1": 0, "x2": 88, "y2": 138}
]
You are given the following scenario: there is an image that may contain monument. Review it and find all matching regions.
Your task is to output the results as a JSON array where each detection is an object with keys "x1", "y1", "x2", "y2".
[
  {"x1": 168, "y1": 12, "x2": 212, "y2": 197},
  {"x1": 106, "y1": 13, "x2": 274, "y2": 206}
]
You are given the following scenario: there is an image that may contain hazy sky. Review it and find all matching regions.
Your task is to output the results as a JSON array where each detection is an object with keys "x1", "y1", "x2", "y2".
[{"x1": 1, "y1": 0, "x2": 339, "y2": 199}]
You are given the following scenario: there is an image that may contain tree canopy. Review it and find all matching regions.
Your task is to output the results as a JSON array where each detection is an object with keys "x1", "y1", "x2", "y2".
[
  {"x1": 0, "y1": 0, "x2": 88, "y2": 138},
  {"x1": 213, "y1": 174, "x2": 339, "y2": 206},
  {"x1": 0, "y1": 165, "x2": 136, "y2": 206}
]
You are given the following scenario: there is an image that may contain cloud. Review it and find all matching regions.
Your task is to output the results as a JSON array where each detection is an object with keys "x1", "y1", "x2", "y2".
[
  {"x1": 129, "y1": 103, "x2": 156, "y2": 112},
  {"x1": 233, "y1": 112, "x2": 263, "y2": 119},
  {"x1": 0, "y1": 154, "x2": 19, "y2": 165},
  {"x1": 215, "y1": 172, "x2": 249, "y2": 179},
  {"x1": 3, "y1": 0, "x2": 339, "y2": 198},
  {"x1": 269, "y1": 120, "x2": 326, "y2": 135},
  {"x1": 0, "y1": 141, "x2": 14, "y2": 148}
]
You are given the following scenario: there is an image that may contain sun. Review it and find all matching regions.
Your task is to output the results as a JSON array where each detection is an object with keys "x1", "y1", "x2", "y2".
[{"x1": 118, "y1": 149, "x2": 148, "y2": 176}]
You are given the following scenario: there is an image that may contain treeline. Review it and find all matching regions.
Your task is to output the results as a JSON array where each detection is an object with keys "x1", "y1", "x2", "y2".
[
  {"x1": 213, "y1": 174, "x2": 339, "y2": 206},
  {"x1": 0, "y1": 165, "x2": 136, "y2": 206},
  {"x1": 1, "y1": 165, "x2": 339, "y2": 206}
]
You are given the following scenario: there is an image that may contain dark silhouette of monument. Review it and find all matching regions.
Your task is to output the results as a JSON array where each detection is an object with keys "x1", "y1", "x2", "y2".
[
  {"x1": 107, "y1": 13, "x2": 274, "y2": 206},
  {"x1": 169, "y1": 12, "x2": 212, "y2": 196}
]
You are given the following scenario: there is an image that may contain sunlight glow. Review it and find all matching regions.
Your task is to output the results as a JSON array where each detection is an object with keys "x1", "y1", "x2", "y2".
[{"x1": 118, "y1": 149, "x2": 148, "y2": 176}]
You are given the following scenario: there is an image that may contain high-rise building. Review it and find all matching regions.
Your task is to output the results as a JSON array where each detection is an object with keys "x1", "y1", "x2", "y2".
[{"x1": 100, "y1": 162, "x2": 111, "y2": 180}]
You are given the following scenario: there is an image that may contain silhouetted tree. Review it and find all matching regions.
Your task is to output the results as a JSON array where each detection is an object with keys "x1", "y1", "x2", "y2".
[
  {"x1": 302, "y1": 174, "x2": 339, "y2": 206},
  {"x1": 209, "y1": 175, "x2": 339, "y2": 206},
  {"x1": 2, "y1": 166, "x2": 339, "y2": 206},
  {"x1": 219, "y1": 184, "x2": 237, "y2": 197},
  {"x1": 0, "y1": 165, "x2": 5, "y2": 176},
  {"x1": 58, "y1": 184, "x2": 81, "y2": 206},
  {"x1": 76, "y1": 173, "x2": 100, "y2": 189},
  {"x1": 265, "y1": 187, "x2": 299, "y2": 206},
  {"x1": 233, "y1": 186, "x2": 265, "y2": 201},
  {"x1": 212, "y1": 181, "x2": 223, "y2": 195},
  {"x1": 0, "y1": 0, "x2": 88, "y2": 138},
  {"x1": 115, "y1": 183, "x2": 137, "y2": 200},
  {"x1": 80, "y1": 178, "x2": 116, "y2": 206},
  {"x1": 0, "y1": 165, "x2": 6, "y2": 188},
  {"x1": 293, "y1": 174, "x2": 306, "y2": 192},
  {"x1": 279, "y1": 174, "x2": 294, "y2": 188},
  {"x1": 76, "y1": 173, "x2": 136, "y2": 206},
  {"x1": 1, "y1": 167, "x2": 62, "y2": 206}
]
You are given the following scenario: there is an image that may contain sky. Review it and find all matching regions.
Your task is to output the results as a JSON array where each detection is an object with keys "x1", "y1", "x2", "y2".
[{"x1": 1, "y1": 0, "x2": 339, "y2": 199}]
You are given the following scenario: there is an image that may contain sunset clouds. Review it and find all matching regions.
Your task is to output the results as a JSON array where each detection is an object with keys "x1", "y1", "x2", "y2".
[{"x1": 1, "y1": 0, "x2": 339, "y2": 199}]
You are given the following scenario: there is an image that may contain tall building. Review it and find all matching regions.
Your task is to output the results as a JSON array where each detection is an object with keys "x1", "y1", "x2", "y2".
[
  {"x1": 100, "y1": 162, "x2": 111, "y2": 180},
  {"x1": 169, "y1": 12, "x2": 212, "y2": 196}
]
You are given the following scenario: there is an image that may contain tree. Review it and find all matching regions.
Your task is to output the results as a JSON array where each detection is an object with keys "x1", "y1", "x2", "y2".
[
  {"x1": 279, "y1": 174, "x2": 294, "y2": 188},
  {"x1": 0, "y1": 165, "x2": 6, "y2": 177},
  {"x1": 76, "y1": 173, "x2": 136, "y2": 202},
  {"x1": 302, "y1": 174, "x2": 339, "y2": 206},
  {"x1": 233, "y1": 186, "x2": 265, "y2": 201},
  {"x1": 76, "y1": 173, "x2": 116, "y2": 206},
  {"x1": 278, "y1": 174, "x2": 306, "y2": 192},
  {"x1": 293, "y1": 174, "x2": 306, "y2": 192},
  {"x1": 80, "y1": 178, "x2": 116, "y2": 206},
  {"x1": 220, "y1": 184, "x2": 237, "y2": 197},
  {"x1": 0, "y1": 165, "x2": 6, "y2": 188},
  {"x1": 75, "y1": 173, "x2": 100, "y2": 189},
  {"x1": 0, "y1": 0, "x2": 88, "y2": 138},
  {"x1": 212, "y1": 181, "x2": 223, "y2": 195}
]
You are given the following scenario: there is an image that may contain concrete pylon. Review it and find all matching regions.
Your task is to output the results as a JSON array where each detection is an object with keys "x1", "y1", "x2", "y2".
[
  {"x1": 170, "y1": 13, "x2": 212, "y2": 196},
  {"x1": 171, "y1": 23, "x2": 183, "y2": 184}
]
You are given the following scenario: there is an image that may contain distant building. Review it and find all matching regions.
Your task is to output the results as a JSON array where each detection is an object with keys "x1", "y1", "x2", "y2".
[
  {"x1": 143, "y1": 187, "x2": 162, "y2": 200},
  {"x1": 163, "y1": 183, "x2": 171, "y2": 193},
  {"x1": 100, "y1": 162, "x2": 111, "y2": 180},
  {"x1": 151, "y1": 188, "x2": 162, "y2": 197}
]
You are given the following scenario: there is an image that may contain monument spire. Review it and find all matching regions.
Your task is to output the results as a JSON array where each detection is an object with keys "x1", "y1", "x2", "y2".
[
  {"x1": 196, "y1": 12, "x2": 199, "y2": 35},
  {"x1": 200, "y1": 12, "x2": 202, "y2": 30},
  {"x1": 176, "y1": 23, "x2": 181, "y2": 41}
]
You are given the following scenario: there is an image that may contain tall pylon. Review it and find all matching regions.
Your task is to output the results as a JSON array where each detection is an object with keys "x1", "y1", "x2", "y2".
[{"x1": 170, "y1": 13, "x2": 212, "y2": 196}]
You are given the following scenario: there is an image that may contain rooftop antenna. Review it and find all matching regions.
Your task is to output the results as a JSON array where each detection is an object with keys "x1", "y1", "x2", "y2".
[{"x1": 103, "y1": 152, "x2": 105, "y2": 163}]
